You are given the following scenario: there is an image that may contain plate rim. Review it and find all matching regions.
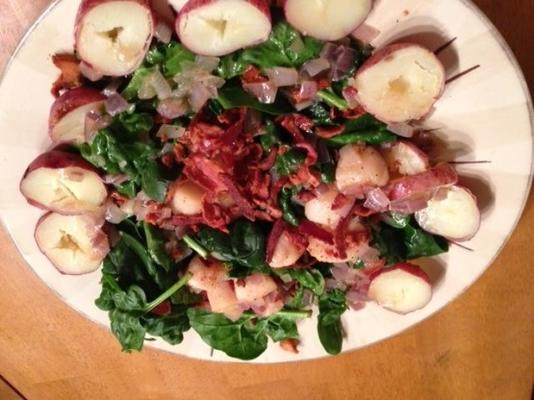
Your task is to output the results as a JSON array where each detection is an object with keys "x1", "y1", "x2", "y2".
[{"x1": 0, "y1": 0, "x2": 532, "y2": 364}]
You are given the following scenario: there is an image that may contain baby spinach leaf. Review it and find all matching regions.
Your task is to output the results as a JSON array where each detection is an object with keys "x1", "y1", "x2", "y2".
[
  {"x1": 275, "y1": 148, "x2": 307, "y2": 176},
  {"x1": 143, "y1": 222, "x2": 172, "y2": 271},
  {"x1": 143, "y1": 307, "x2": 190, "y2": 345},
  {"x1": 317, "y1": 289, "x2": 347, "y2": 355},
  {"x1": 122, "y1": 67, "x2": 154, "y2": 100},
  {"x1": 110, "y1": 309, "x2": 146, "y2": 352},
  {"x1": 188, "y1": 308, "x2": 268, "y2": 360},
  {"x1": 327, "y1": 130, "x2": 396, "y2": 146},
  {"x1": 217, "y1": 53, "x2": 248, "y2": 79},
  {"x1": 315, "y1": 161, "x2": 336, "y2": 184},
  {"x1": 259, "y1": 119, "x2": 281, "y2": 151},
  {"x1": 279, "y1": 186, "x2": 304, "y2": 226},
  {"x1": 240, "y1": 22, "x2": 324, "y2": 69},
  {"x1": 277, "y1": 268, "x2": 325, "y2": 296},
  {"x1": 266, "y1": 316, "x2": 299, "y2": 342}
]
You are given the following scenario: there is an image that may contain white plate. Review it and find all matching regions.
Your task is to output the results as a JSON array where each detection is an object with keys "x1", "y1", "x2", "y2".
[{"x1": 0, "y1": 0, "x2": 532, "y2": 363}]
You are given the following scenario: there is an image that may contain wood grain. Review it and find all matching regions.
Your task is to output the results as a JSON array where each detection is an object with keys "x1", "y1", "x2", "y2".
[{"x1": 0, "y1": 1, "x2": 532, "y2": 399}]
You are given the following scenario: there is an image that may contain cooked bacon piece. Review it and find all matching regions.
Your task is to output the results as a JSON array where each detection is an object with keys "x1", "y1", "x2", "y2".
[
  {"x1": 241, "y1": 65, "x2": 269, "y2": 84},
  {"x1": 316, "y1": 125, "x2": 344, "y2": 138},
  {"x1": 298, "y1": 219, "x2": 334, "y2": 244},
  {"x1": 280, "y1": 339, "x2": 300, "y2": 354},
  {"x1": 51, "y1": 53, "x2": 83, "y2": 97}
]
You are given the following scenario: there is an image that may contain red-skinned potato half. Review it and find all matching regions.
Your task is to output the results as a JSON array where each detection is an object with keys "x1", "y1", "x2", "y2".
[
  {"x1": 353, "y1": 43, "x2": 445, "y2": 123},
  {"x1": 49, "y1": 87, "x2": 106, "y2": 144},
  {"x1": 368, "y1": 263, "x2": 432, "y2": 314},
  {"x1": 176, "y1": 0, "x2": 272, "y2": 56},
  {"x1": 75, "y1": 0, "x2": 154, "y2": 76},
  {"x1": 284, "y1": 0, "x2": 372, "y2": 41},
  {"x1": 20, "y1": 151, "x2": 108, "y2": 215},
  {"x1": 415, "y1": 185, "x2": 481, "y2": 241},
  {"x1": 35, "y1": 212, "x2": 110, "y2": 275}
]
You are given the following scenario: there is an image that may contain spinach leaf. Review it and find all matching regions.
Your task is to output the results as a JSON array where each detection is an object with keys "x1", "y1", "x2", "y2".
[
  {"x1": 187, "y1": 308, "x2": 268, "y2": 360},
  {"x1": 277, "y1": 268, "x2": 325, "y2": 296},
  {"x1": 217, "y1": 85, "x2": 292, "y2": 115},
  {"x1": 122, "y1": 67, "x2": 154, "y2": 100},
  {"x1": 279, "y1": 186, "x2": 304, "y2": 226},
  {"x1": 110, "y1": 309, "x2": 146, "y2": 352},
  {"x1": 195, "y1": 220, "x2": 270, "y2": 278},
  {"x1": 317, "y1": 89, "x2": 348, "y2": 111},
  {"x1": 381, "y1": 212, "x2": 411, "y2": 229},
  {"x1": 259, "y1": 119, "x2": 281, "y2": 151},
  {"x1": 240, "y1": 22, "x2": 324, "y2": 69},
  {"x1": 317, "y1": 289, "x2": 347, "y2": 355},
  {"x1": 327, "y1": 130, "x2": 396, "y2": 146},
  {"x1": 160, "y1": 42, "x2": 195, "y2": 77},
  {"x1": 217, "y1": 53, "x2": 248, "y2": 79},
  {"x1": 171, "y1": 286, "x2": 203, "y2": 305},
  {"x1": 143, "y1": 308, "x2": 190, "y2": 345},
  {"x1": 80, "y1": 124, "x2": 167, "y2": 201},
  {"x1": 371, "y1": 220, "x2": 449, "y2": 265},
  {"x1": 275, "y1": 148, "x2": 307, "y2": 176},
  {"x1": 112, "y1": 112, "x2": 153, "y2": 136},
  {"x1": 143, "y1": 222, "x2": 172, "y2": 271},
  {"x1": 188, "y1": 309, "x2": 310, "y2": 360},
  {"x1": 315, "y1": 162, "x2": 336, "y2": 184},
  {"x1": 306, "y1": 102, "x2": 337, "y2": 127}
]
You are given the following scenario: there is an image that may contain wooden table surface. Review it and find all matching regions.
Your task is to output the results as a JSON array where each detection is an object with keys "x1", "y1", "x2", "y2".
[{"x1": 1, "y1": 1, "x2": 533, "y2": 399}]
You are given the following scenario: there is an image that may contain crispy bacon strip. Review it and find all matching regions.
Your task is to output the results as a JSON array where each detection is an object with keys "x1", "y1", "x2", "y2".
[{"x1": 51, "y1": 53, "x2": 82, "y2": 97}]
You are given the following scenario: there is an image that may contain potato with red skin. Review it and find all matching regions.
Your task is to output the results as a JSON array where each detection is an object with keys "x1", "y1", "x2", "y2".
[
  {"x1": 335, "y1": 144, "x2": 390, "y2": 197},
  {"x1": 284, "y1": 0, "x2": 372, "y2": 41},
  {"x1": 20, "y1": 151, "x2": 108, "y2": 215},
  {"x1": 415, "y1": 185, "x2": 481, "y2": 241},
  {"x1": 35, "y1": 212, "x2": 110, "y2": 275},
  {"x1": 368, "y1": 263, "x2": 432, "y2": 314},
  {"x1": 381, "y1": 141, "x2": 430, "y2": 177},
  {"x1": 75, "y1": 0, "x2": 154, "y2": 76},
  {"x1": 49, "y1": 87, "x2": 106, "y2": 144},
  {"x1": 177, "y1": 0, "x2": 272, "y2": 57},
  {"x1": 386, "y1": 163, "x2": 458, "y2": 202},
  {"x1": 353, "y1": 44, "x2": 445, "y2": 123}
]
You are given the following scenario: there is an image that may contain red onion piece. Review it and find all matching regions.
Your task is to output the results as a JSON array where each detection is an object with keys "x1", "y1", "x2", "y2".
[
  {"x1": 105, "y1": 200, "x2": 128, "y2": 224},
  {"x1": 294, "y1": 100, "x2": 314, "y2": 111},
  {"x1": 302, "y1": 58, "x2": 330, "y2": 77},
  {"x1": 79, "y1": 62, "x2": 103, "y2": 82},
  {"x1": 387, "y1": 123, "x2": 415, "y2": 138},
  {"x1": 243, "y1": 81, "x2": 278, "y2": 104},
  {"x1": 84, "y1": 110, "x2": 112, "y2": 142},
  {"x1": 103, "y1": 174, "x2": 129, "y2": 185},
  {"x1": 195, "y1": 55, "x2": 220, "y2": 72},
  {"x1": 298, "y1": 81, "x2": 318, "y2": 100},
  {"x1": 156, "y1": 124, "x2": 186, "y2": 140},
  {"x1": 103, "y1": 78, "x2": 123, "y2": 96},
  {"x1": 389, "y1": 193, "x2": 432, "y2": 214},
  {"x1": 331, "y1": 46, "x2": 358, "y2": 81},
  {"x1": 351, "y1": 23, "x2": 381, "y2": 44},
  {"x1": 142, "y1": 69, "x2": 172, "y2": 100},
  {"x1": 154, "y1": 21, "x2": 172, "y2": 44},
  {"x1": 190, "y1": 82, "x2": 214, "y2": 112},
  {"x1": 157, "y1": 97, "x2": 188, "y2": 119},
  {"x1": 266, "y1": 67, "x2": 299, "y2": 87},
  {"x1": 320, "y1": 42, "x2": 338, "y2": 59},
  {"x1": 105, "y1": 93, "x2": 130, "y2": 116},
  {"x1": 363, "y1": 188, "x2": 390, "y2": 212}
]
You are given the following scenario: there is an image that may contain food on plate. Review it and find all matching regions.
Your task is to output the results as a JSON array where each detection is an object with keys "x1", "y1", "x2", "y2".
[
  {"x1": 176, "y1": 0, "x2": 272, "y2": 56},
  {"x1": 20, "y1": 151, "x2": 107, "y2": 214},
  {"x1": 21, "y1": 0, "x2": 481, "y2": 360},
  {"x1": 49, "y1": 87, "x2": 106, "y2": 144},
  {"x1": 368, "y1": 263, "x2": 432, "y2": 314},
  {"x1": 353, "y1": 44, "x2": 445, "y2": 123},
  {"x1": 284, "y1": 0, "x2": 372, "y2": 41},
  {"x1": 35, "y1": 212, "x2": 110, "y2": 275},
  {"x1": 75, "y1": 0, "x2": 155, "y2": 76}
]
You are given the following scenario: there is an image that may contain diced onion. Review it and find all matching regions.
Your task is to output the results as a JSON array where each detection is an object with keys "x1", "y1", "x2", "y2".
[
  {"x1": 387, "y1": 123, "x2": 415, "y2": 138},
  {"x1": 243, "y1": 81, "x2": 278, "y2": 104},
  {"x1": 266, "y1": 67, "x2": 299, "y2": 87},
  {"x1": 157, "y1": 97, "x2": 188, "y2": 119},
  {"x1": 302, "y1": 58, "x2": 330, "y2": 77},
  {"x1": 155, "y1": 22, "x2": 172, "y2": 44},
  {"x1": 105, "y1": 93, "x2": 130, "y2": 116},
  {"x1": 351, "y1": 23, "x2": 381, "y2": 44},
  {"x1": 156, "y1": 124, "x2": 186, "y2": 140}
]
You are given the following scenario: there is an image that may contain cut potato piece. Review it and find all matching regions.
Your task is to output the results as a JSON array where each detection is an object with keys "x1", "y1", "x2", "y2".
[
  {"x1": 304, "y1": 187, "x2": 353, "y2": 228},
  {"x1": 170, "y1": 180, "x2": 205, "y2": 215},
  {"x1": 353, "y1": 44, "x2": 445, "y2": 123},
  {"x1": 284, "y1": 0, "x2": 372, "y2": 41},
  {"x1": 177, "y1": 0, "x2": 272, "y2": 56},
  {"x1": 75, "y1": 0, "x2": 154, "y2": 76},
  {"x1": 20, "y1": 151, "x2": 107, "y2": 215},
  {"x1": 35, "y1": 212, "x2": 109, "y2": 275},
  {"x1": 415, "y1": 185, "x2": 480, "y2": 241},
  {"x1": 269, "y1": 231, "x2": 305, "y2": 268},
  {"x1": 368, "y1": 263, "x2": 431, "y2": 314},
  {"x1": 49, "y1": 87, "x2": 106, "y2": 144},
  {"x1": 382, "y1": 141, "x2": 429, "y2": 176},
  {"x1": 335, "y1": 144, "x2": 389, "y2": 197}
]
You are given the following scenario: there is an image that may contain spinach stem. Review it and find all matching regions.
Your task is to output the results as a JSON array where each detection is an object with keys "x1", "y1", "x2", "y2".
[
  {"x1": 183, "y1": 235, "x2": 209, "y2": 259},
  {"x1": 276, "y1": 309, "x2": 313, "y2": 319},
  {"x1": 145, "y1": 273, "x2": 192, "y2": 312},
  {"x1": 317, "y1": 90, "x2": 348, "y2": 111}
]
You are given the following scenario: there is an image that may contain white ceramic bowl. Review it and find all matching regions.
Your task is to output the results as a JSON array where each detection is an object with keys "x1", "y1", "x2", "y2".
[{"x1": 0, "y1": 0, "x2": 532, "y2": 362}]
